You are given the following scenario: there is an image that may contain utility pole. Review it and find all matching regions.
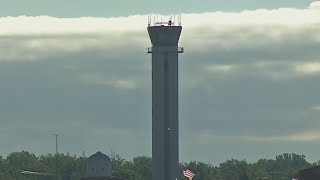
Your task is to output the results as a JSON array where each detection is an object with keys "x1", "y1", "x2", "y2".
[
  {"x1": 82, "y1": 151, "x2": 85, "y2": 177},
  {"x1": 53, "y1": 133, "x2": 59, "y2": 180}
]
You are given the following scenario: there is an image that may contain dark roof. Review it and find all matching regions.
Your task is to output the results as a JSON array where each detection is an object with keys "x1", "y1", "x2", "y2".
[
  {"x1": 300, "y1": 165, "x2": 320, "y2": 173},
  {"x1": 299, "y1": 165, "x2": 320, "y2": 180},
  {"x1": 88, "y1": 151, "x2": 111, "y2": 161}
]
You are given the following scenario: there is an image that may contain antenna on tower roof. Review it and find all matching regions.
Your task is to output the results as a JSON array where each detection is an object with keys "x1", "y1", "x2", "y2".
[
  {"x1": 168, "y1": 16, "x2": 172, "y2": 26},
  {"x1": 147, "y1": 14, "x2": 182, "y2": 27}
]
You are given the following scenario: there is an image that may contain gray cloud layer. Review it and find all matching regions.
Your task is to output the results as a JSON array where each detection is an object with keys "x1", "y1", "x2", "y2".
[{"x1": 1, "y1": 2, "x2": 320, "y2": 164}]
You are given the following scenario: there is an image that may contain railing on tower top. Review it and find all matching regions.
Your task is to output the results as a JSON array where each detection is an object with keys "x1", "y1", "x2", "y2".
[{"x1": 148, "y1": 15, "x2": 182, "y2": 27}]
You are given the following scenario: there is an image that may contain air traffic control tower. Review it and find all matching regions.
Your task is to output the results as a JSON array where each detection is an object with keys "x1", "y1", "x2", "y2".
[{"x1": 147, "y1": 16, "x2": 183, "y2": 180}]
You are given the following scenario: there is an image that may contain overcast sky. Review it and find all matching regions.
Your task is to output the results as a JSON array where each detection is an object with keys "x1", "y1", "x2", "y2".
[
  {"x1": 1, "y1": 1, "x2": 320, "y2": 165},
  {"x1": 0, "y1": 0, "x2": 315, "y2": 17}
]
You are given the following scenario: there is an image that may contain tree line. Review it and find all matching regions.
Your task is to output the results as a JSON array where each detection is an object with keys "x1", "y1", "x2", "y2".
[{"x1": 0, "y1": 151, "x2": 317, "y2": 180}]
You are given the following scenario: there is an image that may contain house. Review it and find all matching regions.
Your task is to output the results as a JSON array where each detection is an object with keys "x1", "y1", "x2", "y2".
[{"x1": 81, "y1": 151, "x2": 120, "y2": 180}]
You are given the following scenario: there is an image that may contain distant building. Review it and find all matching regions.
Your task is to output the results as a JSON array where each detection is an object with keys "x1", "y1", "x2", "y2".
[
  {"x1": 299, "y1": 165, "x2": 320, "y2": 180},
  {"x1": 81, "y1": 151, "x2": 115, "y2": 180}
]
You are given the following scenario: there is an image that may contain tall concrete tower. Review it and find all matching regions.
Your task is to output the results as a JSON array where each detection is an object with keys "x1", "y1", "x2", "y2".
[{"x1": 147, "y1": 16, "x2": 183, "y2": 180}]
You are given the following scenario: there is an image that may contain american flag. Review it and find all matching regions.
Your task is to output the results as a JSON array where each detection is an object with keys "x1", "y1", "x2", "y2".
[{"x1": 183, "y1": 165, "x2": 195, "y2": 180}]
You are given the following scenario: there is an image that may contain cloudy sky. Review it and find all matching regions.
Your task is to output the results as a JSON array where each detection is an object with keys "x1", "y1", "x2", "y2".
[{"x1": 1, "y1": 0, "x2": 320, "y2": 165}]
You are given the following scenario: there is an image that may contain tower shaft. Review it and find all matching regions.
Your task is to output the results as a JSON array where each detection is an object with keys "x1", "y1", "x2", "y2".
[{"x1": 148, "y1": 25, "x2": 183, "y2": 180}]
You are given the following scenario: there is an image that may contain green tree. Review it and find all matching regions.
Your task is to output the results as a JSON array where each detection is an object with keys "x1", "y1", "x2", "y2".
[
  {"x1": 0, "y1": 151, "x2": 317, "y2": 180},
  {"x1": 131, "y1": 156, "x2": 152, "y2": 180},
  {"x1": 218, "y1": 159, "x2": 249, "y2": 180}
]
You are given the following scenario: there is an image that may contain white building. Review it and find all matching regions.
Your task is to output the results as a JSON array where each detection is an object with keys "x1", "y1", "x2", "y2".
[{"x1": 82, "y1": 151, "x2": 112, "y2": 179}]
